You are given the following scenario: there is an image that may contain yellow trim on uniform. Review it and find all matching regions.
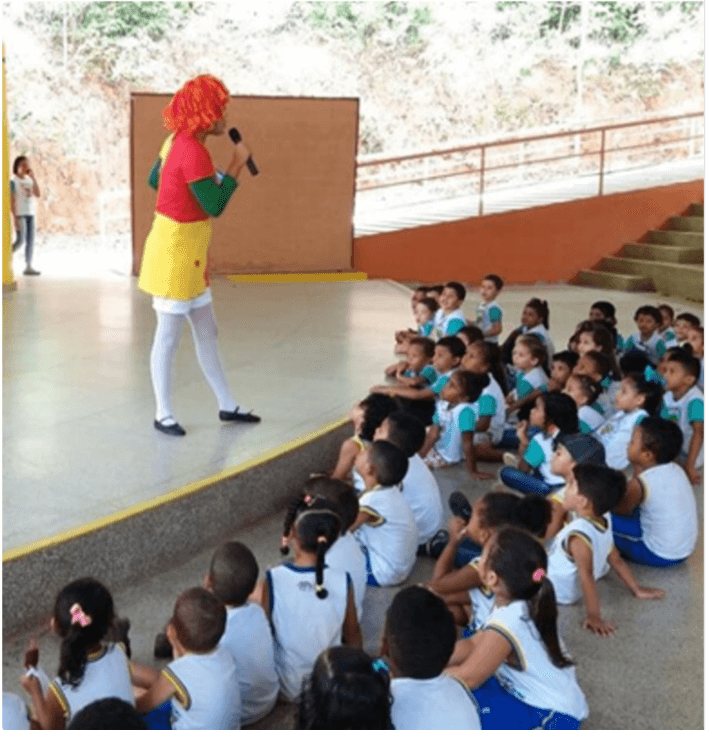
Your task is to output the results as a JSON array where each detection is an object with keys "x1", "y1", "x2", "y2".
[
  {"x1": 360, "y1": 506, "x2": 385, "y2": 527},
  {"x1": 162, "y1": 667, "x2": 191, "y2": 710},
  {"x1": 226, "y1": 272, "x2": 367, "y2": 284},
  {"x1": 564, "y1": 530, "x2": 593, "y2": 561},
  {"x1": 49, "y1": 682, "x2": 70, "y2": 718},
  {"x1": 350, "y1": 435, "x2": 366, "y2": 450},
  {"x1": 3, "y1": 416, "x2": 349, "y2": 563},
  {"x1": 484, "y1": 621, "x2": 527, "y2": 671}
]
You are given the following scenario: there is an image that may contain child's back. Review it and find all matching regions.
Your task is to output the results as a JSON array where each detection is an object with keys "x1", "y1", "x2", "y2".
[{"x1": 325, "y1": 530, "x2": 367, "y2": 620}]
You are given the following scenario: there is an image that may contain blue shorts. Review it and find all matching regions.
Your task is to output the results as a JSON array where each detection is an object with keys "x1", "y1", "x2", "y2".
[
  {"x1": 471, "y1": 676, "x2": 583, "y2": 730},
  {"x1": 611, "y1": 511, "x2": 687, "y2": 568},
  {"x1": 142, "y1": 701, "x2": 172, "y2": 730},
  {"x1": 359, "y1": 543, "x2": 381, "y2": 587}
]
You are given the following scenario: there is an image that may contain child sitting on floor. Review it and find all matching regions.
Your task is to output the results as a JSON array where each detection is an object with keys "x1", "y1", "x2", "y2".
[
  {"x1": 612, "y1": 417, "x2": 699, "y2": 566},
  {"x1": 456, "y1": 324, "x2": 485, "y2": 352},
  {"x1": 686, "y1": 326, "x2": 704, "y2": 390},
  {"x1": 548, "y1": 350, "x2": 579, "y2": 392},
  {"x1": 433, "y1": 281, "x2": 468, "y2": 338},
  {"x1": 381, "y1": 587, "x2": 482, "y2": 730},
  {"x1": 351, "y1": 440, "x2": 418, "y2": 587},
  {"x1": 204, "y1": 542, "x2": 278, "y2": 726},
  {"x1": 593, "y1": 372, "x2": 663, "y2": 471},
  {"x1": 260, "y1": 495, "x2": 361, "y2": 702},
  {"x1": 500, "y1": 392, "x2": 579, "y2": 496},
  {"x1": 565, "y1": 373, "x2": 605, "y2": 434},
  {"x1": 137, "y1": 588, "x2": 240, "y2": 730},
  {"x1": 573, "y1": 350, "x2": 620, "y2": 420},
  {"x1": 505, "y1": 334, "x2": 549, "y2": 421},
  {"x1": 624, "y1": 305, "x2": 667, "y2": 365},
  {"x1": 414, "y1": 297, "x2": 439, "y2": 338},
  {"x1": 475, "y1": 274, "x2": 504, "y2": 344},
  {"x1": 588, "y1": 300, "x2": 623, "y2": 352},
  {"x1": 658, "y1": 304, "x2": 677, "y2": 346},
  {"x1": 386, "y1": 337, "x2": 436, "y2": 389},
  {"x1": 420, "y1": 371, "x2": 494, "y2": 480},
  {"x1": 674, "y1": 312, "x2": 701, "y2": 347},
  {"x1": 660, "y1": 348, "x2": 704, "y2": 484}
]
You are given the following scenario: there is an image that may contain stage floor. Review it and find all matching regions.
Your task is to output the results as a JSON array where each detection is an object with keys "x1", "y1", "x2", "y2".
[{"x1": 2, "y1": 274, "x2": 691, "y2": 556}]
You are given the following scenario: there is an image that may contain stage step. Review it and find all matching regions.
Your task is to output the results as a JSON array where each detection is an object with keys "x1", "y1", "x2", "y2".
[
  {"x1": 570, "y1": 269, "x2": 655, "y2": 292},
  {"x1": 648, "y1": 230, "x2": 704, "y2": 248},
  {"x1": 668, "y1": 215, "x2": 704, "y2": 232},
  {"x1": 687, "y1": 202, "x2": 704, "y2": 217},
  {"x1": 594, "y1": 257, "x2": 703, "y2": 301},
  {"x1": 618, "y1": 242, "x2": 703, "y2": 265}
]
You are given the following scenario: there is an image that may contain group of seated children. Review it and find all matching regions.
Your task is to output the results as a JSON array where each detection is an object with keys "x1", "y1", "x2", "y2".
[{"x1": 14, "y1": 280, "x2": 701, "y2": 730}]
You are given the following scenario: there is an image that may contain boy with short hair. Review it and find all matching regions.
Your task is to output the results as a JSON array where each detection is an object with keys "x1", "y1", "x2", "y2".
[
  {"x1": 387, "y1": 336, "x2": 437, "y2": 389},
  {"x1": 624, "y1": 305, "x2": 667, "y2": 365},
  {"x1": 434, "y1": 281, "x2": 467, "y2": 338},
  {"x1": 351, "y1": 440, "x2": 418, "y2": 586},
  {"x1": 674, "y1": 312, "x2": 701, "y2": 346},
  {"x1": 382, "y1": 586, "x2": 481, "y2": 730},
  {"x1": 204, "y1": 542, "x2": 278, "y2": 726},
  {"x1": 612, "y1": 417, "x2": 699, "y2": 566},
  {"x1": 548, "y1": 350, "x2": 579, "y2": 392},
  {"x1": 686, "y1": 326, "x2": 704, "y2": 390},
  {"x1": 137, "y1": 588, "x2": 241, "y2": 729},
  {"x1": 660, "y1": 348, "x2": 703, "y2": 484},
  {"x1": 475, "y1": 274, "x2": 504, "y2": 344},
  {"x1": 547, "y1": 464, "x2": 664, "y2": 638}
]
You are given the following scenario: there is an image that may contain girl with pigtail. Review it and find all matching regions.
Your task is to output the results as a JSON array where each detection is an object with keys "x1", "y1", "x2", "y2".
[
  {"x1": 258, "y1": 494, "x2": 362, "y2": 702},
  {"x1": 446, "y1": 526, "x2": 588, "y2": 729},
  {"x1": 19, "y1": 578, "x2": 134, "y2": 729}
]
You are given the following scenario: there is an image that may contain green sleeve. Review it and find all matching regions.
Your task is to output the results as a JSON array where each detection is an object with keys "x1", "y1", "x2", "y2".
[
  {"x1": 189, "y1": 175, "x2": 238, "y2": 217},
  {"x1": 687, "y1": 398, "x2": 704, "y2": 423},
  {"x1": 148, "y1": 159, "x2": 161, "y2": 190},
  {"x1": 458, "y1": 406, "x2": 476, "y2": 433},
  {"x1": 523, "y1": 438, "x2": 545, "y2": 469}
]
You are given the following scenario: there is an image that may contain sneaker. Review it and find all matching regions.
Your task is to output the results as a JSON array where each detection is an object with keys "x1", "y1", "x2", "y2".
[
  {"x1": 449, "y1": 491, "x2": 472, "y2": 523},
  {"x1": 427, "y1": 529, "x2": 449, "y2": 559},
  {"x1": 502, "y1": 452, "x2": 519, "y2": 468},
  {"x1": 23, "y1": 267, "x2": 40, "y2": 276}
]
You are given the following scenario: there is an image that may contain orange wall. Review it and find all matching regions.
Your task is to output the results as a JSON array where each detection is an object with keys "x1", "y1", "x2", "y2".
[{"x1": 353, "y1": 180, "x2": 704, "y2": 283}]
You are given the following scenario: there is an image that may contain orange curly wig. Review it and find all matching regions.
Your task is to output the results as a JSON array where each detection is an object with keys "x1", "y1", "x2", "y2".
[{"x1": 163, "y1": 75, "x2": 230, "y2": 136}]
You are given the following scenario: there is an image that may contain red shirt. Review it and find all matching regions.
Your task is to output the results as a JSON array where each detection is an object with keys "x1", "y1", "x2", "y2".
[{"x1": 156, "y1": 133, "x2": 214, "y2": 222}]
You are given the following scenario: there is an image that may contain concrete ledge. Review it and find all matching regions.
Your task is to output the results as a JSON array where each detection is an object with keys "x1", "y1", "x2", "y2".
[
  {"x1": 2, "y1": 421, "x2": 352, "y2": 637},
  {"x1": 570, "y1": 270, "x2": 654, "y2": 292},
  {"x1": 669, "y1": 216, "x2": 704, "y2": 232},
  {"x1": 649, "y1": 230, "x2": 703, "y2": 248},
  {"x1": 619, "y1": 243, "x2": 703, "y2": 264}
]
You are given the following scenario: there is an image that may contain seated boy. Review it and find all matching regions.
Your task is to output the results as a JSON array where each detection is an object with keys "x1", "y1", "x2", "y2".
[
  {"x1": 674, "y1": 312, "x2": 701, "y2": 347},
  {"x1": 204, "y1": 542, "x2": 278, "y2": 726},
  {"x1": 624, "y1": 305, "x2": 667, "y2": 365},
  {"x1": 547, "y1": 350, "x2": 579, "y2": 392},
  {"x1": 136, "y1": 588, "x2": 240, "y2": 729},
  {"x1": 386, "y1": 337, "x2": 437, "y2": 389},
  {"x1": 381, "y1": 586, "x2": 481, "y2": 730},
  {"x1": 686, "y1": 325, "x2": 704, "y2": 390},
  {"x1": 547, "y1": 464, "x2": 664, "y2": 638},
  {"x1": 612, "y1": 417, "x2": 699, "y2": 566},
  {"x1": 374, "y1": 410, "x2": 445, "y2": 550},
  {"x1": 660, "y1": 348, "x2": 704, "y2": 484},
  {"x1": 475, "y1": 274, "x2": 503, "y2": 344},
  {"x1": 351, "y1": 440, "x2": 418, "y2": 587},
  {"x1": 434, "y1": 281, "x2": 468, "y2": 338}
]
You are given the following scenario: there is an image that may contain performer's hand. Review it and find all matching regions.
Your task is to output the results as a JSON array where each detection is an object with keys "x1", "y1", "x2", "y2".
[{"x1": 227, "y1": 142, "x2": 251, "y2": 178}]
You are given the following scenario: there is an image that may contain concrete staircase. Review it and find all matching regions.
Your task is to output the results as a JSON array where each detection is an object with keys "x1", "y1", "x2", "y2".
[{"x1": 572, "y1": 203, "x2": 704, "y2": 302}]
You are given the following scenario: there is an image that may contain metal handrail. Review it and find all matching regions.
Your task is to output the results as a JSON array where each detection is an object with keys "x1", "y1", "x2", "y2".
[{"x1": 355, "y1": 111, "x2": 704, "y2": 215}]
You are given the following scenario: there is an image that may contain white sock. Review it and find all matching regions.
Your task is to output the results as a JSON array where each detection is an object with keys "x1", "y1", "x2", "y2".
[
  {"x1": 187, "y1": 303, "x2": 238, "y2": 412},
  {"x1": 150, "y1": 311, "x2": 184, "y2": 424}
]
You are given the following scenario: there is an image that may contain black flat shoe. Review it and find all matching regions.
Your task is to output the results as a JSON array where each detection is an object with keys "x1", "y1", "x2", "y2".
[
  {"x1": 154, "y1": 632, "x2": 173, "y2": 659},
  {"x1": 449, "y1": 491, "x2": 472, "y2": 523},
  {"x1": 219, "y1": 407, "x2": 261, "y2": 423},
  {"x1": 154, "y1": 418, "x2": 186, "y2": 436}
]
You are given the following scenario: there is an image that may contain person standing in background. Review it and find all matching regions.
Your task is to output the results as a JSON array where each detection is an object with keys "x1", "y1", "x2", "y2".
[{"x1": 11, "y1": 155, "x2": 41, "y2": 275}]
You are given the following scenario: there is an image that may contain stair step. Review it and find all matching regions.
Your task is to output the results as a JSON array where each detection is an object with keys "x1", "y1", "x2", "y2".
[
  {"x1": 619, "y1": 242, "x2": 704, "y2": 264},
  {"x1": 668, "y1": 216, "x2": 704, "y2": 232},
  {"x1": 649, "y1": 230, "x2": 703, "y2": 248},
  {"x1": 570, "y1": 270, "x2": 655, "y2": 292},
  {"x1": 687, "y1": 203, "x2": 704, "y2": 217},
  {"x1": 596, "y1": 257, "x2": 703, "y2": 302}
]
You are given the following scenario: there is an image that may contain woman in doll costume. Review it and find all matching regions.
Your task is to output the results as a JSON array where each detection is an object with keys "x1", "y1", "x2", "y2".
[{"x1": 139, "y1": 75, "x2": 261, "y2": 436}]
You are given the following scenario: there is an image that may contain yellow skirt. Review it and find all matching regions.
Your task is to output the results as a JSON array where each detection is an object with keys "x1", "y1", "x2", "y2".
[{"x1": 138, "y1": 213, "x2": 213, "y2": 300}]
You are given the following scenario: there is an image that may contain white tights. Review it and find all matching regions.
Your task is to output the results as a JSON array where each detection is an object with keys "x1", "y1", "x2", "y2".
[{"x1": 150, "y1": 303, "x2": 238, "y2": 423}]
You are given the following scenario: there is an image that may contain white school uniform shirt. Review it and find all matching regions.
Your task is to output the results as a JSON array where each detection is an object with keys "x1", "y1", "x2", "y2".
[
  {"x1": 623, "y1": 330, "x2": 667, "y2": 365},
  {"x1": 525, "y1": 323, "x2": 554, "y2": 362},
  {"x1": 661, "y1": 386, "x2": 704, "y2": 469},
  {"x1": 391, "y1": 674, "x2": 481, "y2": 730},
  {"x1": 594, "y1": 408, "x2": 647, "y2": 470},
  {"x1": 472, "y1": 373, "x2": 506, "y2": 444},
  {"x1": 432, "y1": 399, "x2": 477, "y2": 464},
  {"x1": 434, "y1": 307, "x2": 466, "y2": 338},
  {"x1": 595, "y1": 376, "x2": 621, "y2": 420},
  {"x1": 49, "y1": 643, "x2": 134, "y2": 723},
  {"x1": 11, "y1": 174, "x2": 36, "y2": 216},
  {"x1": 578, "y1": 404, "x2": 605, "y2": 434},
  {"x1": 468, "y1": 557, "x2": 496, "y2": 632},
  {"x1": 267, "y1": 563, "x2": 351, "y2": 701},
  {"x1": 3, "y1": 693, "x2": 30, "y2": 730},
  {"x1": 325, "y1": 530, "x2": 367, "y2": 621},
  {"x1": 401, "y1": 453, "x2": 444, "y2": 543},
  {"x1": 476, "y1": 300, "x2": 503, "y2": 343},
  {"x1": 219, "y1": 602, "x2": 278, "y2": 726},
  {"x1": 483, "y1": 602, "x2": 589, "y2": 721},
  {"x1": 636, "y1": 462, "x2": 699, "y2": 560},
  {"x1": 699, "y1": 358, "x2": 704, "y2": 391},
  {"x1": 522, "y1": 427, "x2": 564, "y2": 487},
  {"x1": 355, "y1": 485, "x2": 418, "y2": 586},
  {"x1": 163, "y1": 646, "x2": 241, "y2": 730},
  {"x1": 548, "y1": 513, "x2": 614, "y2": 605}
]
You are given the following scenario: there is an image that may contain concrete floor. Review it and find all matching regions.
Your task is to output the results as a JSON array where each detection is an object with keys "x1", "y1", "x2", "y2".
[{"x1": 2, "y1": 275, "x2": 703, "y2": 728}]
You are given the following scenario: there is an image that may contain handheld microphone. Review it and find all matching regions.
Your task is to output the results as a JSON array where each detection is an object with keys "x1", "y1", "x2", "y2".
[{"x1": 228, "y1": 127, "x2": 259, "y2": 176}]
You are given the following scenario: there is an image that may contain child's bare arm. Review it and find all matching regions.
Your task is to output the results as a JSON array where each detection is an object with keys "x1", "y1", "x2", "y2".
[
  {"x1": 507, "y1": 387, "x2": 543, "y2": 414},
  {"x1": 475, "y1": 415, "x2": 491, "y2": 433},
  {"x1": 569, "y1": 536, "x2": 616, "y2": 637},
  {"x1": 446, "y1": 631, "x2": 512, "y2": 688},
  {"x1": 612, "y1": 475, "x2": 645, "y2": 515},
  {"x1": 463, "y1": 432, "x2": 494, "y2": 480},
  {"x1": 394, "y1": 373, "x2": 427, "y2": 387},
  {"x1": 429, "y1": 517, "x2": 467, "y2": 586},
  {"x1": 349, "y1": 509, "x2": 375, "y2": 532},
  {"x1": 483, "y1": 321, "x2": 502, "y2": 338},
  {"x1": 330, "y1": 439, "x2": 361, "y2": 481},
  {"x1": 370, "y1": 384, "x2": 435, "y2": 400},
  {"x1": 342, "y1": 583, "x2": 362, "y2": 648},
  {"x1": 607, "y1": 548, "x2": 665, "y2": 600},
  {"x1": 419, "y1": 425, "x2": 440, "y2": 458},
  {"x1": 135, "y1": 673, "x2": 176, "y2": 714},
  {"x1": 131, "y1": 660, "x2": 161, "y2": 689},
  {"x1": 543, "y1": 497, "x2": 567, "y2": 541},
  {"x1": 18, "y1": 677, "x2": 61, "y2": 730},
  {"x1": 685, "y1": 421, "x2": 703, "y2": 485}
]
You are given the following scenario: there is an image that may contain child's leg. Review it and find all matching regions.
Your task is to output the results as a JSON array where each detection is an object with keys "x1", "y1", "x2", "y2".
[
  {"x1": 12, "y1": 217, "x2": 24, "y2": 252},
  {"x1": 611, "y1": 512, "x2": 686, "y2": 567},
  {"x1": 24, "y1": 216, "x2": 35, "y2": 267},
  {"x1": 185, "y1": 303, "x2": 238, "y2": 412},
  {"x1": 453, "y1": 537, "x2": 482, "y2": 568},
  {"x1": 499, "y1": 466, "x2": 555, "y2": 496},
  {"x1": 150, "y1": 311, "x2": 185, "y2": 423}
]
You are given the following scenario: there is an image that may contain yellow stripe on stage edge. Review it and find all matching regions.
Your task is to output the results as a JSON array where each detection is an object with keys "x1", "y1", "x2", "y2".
[
  {"x1": 2, "y1": 416, "x2": 350, "y2": 563},
  {"x1": 226, "y1": 272, "x2": 368, "y2": 284}
]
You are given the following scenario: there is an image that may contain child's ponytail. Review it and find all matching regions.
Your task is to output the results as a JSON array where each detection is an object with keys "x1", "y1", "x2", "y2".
[
  {"x1": 528, "y1": 573, "x2": 573, "y2": 669},
  {"x1": 315, "y1": 535, "x2": 329, "y2": 600},
  {"x1": 281, "y1": 494, "x2": 308, "y2": 556},
  {"x1": 527, "y1": 298, "x2": 550, "y2": 329},
  {"x1": 54, "y1": 578, "x2": 115, "y2": 689}
]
